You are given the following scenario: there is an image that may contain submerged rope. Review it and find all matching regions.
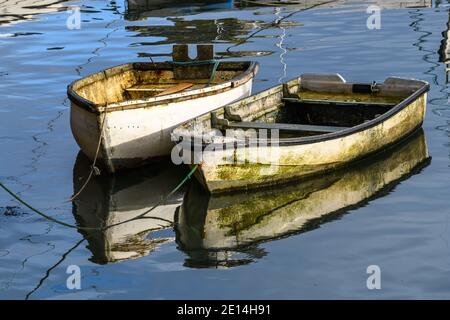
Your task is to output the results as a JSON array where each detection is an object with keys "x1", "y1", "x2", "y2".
[{"x1": 0, "y1": 164, "x2": 199, "y2": 231}]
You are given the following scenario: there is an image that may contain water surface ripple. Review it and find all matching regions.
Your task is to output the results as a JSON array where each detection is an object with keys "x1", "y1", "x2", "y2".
[{"x1": 0, "y1": 0, "x2": 450, "y2": 299}]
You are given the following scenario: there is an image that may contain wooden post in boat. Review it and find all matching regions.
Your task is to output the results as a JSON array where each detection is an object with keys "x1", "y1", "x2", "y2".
[
  {"x1": 172, "y1": 44, "x2": 214, "y2": 62},
  {"x1": 197, "y1": 45, "x2": 214, "y2": 61},
  {"x1": 172, "y1": 44, "x2": 215, "y2": 80},
  {"x1": 172, "y1": 44, "x2": 190, "y2": 62}
]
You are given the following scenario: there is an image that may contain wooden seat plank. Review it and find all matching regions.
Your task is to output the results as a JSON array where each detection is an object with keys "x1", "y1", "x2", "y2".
[
  {"x1": 282, "y1": 97, "x2": 395, "y2": 107},
  {"x1": 156, "y1": 82, "x2": 194, "y2": 96},
  {"x1": 126, "y1": 88, "x2": 165, "y2": 92},
  {"x1": 224, "y1": 121, "x2": 349, "y2": 133},
  {"x1": 125, "y1": 83, "x2": 194, "y2": 96}
]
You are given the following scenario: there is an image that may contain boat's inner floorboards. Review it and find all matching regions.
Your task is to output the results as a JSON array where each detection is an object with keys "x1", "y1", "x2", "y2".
[
  {"x1": 74, "y1": 63, "x2": 248, "y2": 106},
  {"x1": 124, "y1": 82, "x2": 208, "y2": 100},
  {"x1": 213, "y1": 93, "x2": 397, "y2": 139}
]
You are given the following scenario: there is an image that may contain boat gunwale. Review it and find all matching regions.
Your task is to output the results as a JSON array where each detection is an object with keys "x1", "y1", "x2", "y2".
[
  {"x1": 174, "y1": 76, "x2": 430, "y2": 149},
  {"x1": 67, "y1": 61, "x2": 259, "y2": 114}
]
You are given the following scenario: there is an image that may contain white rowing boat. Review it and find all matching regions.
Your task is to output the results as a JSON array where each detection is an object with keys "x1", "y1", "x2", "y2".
[{"x1": 68, "y1": 45, "x2": 259, "y2": 173}]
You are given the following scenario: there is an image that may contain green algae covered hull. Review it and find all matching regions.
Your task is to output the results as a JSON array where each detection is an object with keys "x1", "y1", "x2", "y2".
[{"x1": 172, "y1": 74, "x2": 429, "y2": 194}]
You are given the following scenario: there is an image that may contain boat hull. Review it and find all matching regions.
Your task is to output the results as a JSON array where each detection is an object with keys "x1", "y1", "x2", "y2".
[
  {"x1": 188, "y1": 91, "x2": 427, "y2": 194},
  {"x1": 70, "y1": 78, "x2": 253, "y2": 173}
]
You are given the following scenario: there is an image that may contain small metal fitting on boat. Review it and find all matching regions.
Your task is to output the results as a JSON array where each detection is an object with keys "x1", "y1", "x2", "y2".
[{"x1": 371, "y1": 81, "x2": 381, "y2": 93}]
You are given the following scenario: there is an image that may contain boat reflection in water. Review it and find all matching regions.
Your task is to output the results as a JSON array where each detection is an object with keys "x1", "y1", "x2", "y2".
[
  {"x1": 175, "y1": 130, "x2": 431, "y2": 268},
  {"x1": 72, "y1": 152, "x2": 188, "y2": 264}
]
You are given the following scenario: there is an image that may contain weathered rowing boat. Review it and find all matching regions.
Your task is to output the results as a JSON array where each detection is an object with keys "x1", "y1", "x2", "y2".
[
  {"x1": 172, "y1": 74, "x2": 429, "y2": 194},
  {"x1": 68, "y1": 45, "x2": 259, "y2": 173},
  {"x1": 175, "y1": 130, "x2": 430, "y2": 268}
]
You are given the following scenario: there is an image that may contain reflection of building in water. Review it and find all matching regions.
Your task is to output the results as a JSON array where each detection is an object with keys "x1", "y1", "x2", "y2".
[
  {"x1": 176, "y1": 130, "x2": 430, "y2": 268},
  {"x1": 439, "y1": 10, "x2": 450, "y2": 82},
  {"x1": 127, "y1": 17, "x2": 270, "y2": 46},
  {"x1": 125, "y1": 0, "x2": 234, "y2": 20},
  {"x1": 237, "y1": 0, "x2": 431, "y2": 9},
  {"x1": 0, "y1": 0, "x2": 70, "y2": 26},
  {"x1": 0, "y1": 0, "x2": 432, "y2": 26},
  {"x1": 72, "y1": 152, "x2": 187, "y2": 264},
  {"x1": 125, "y1": 0, "x2": 431, "y2": 58},
  {"x1": 368, "y1": 0, "x2": 431, "y2": 7},
  {"x1": 125, "y1": 0, "x2": 432, "y2": 20},
  {"x1": 125, "y1": 5, "x2": 300, "y2": 58},
  {"x1": 126, "y1": 14, "x2": 288, "y2": 58}
]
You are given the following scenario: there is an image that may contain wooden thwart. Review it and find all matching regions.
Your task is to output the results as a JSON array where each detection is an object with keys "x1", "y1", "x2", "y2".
[
  {"x1": 126, "y1": 87, "x2": 165, "y2": 92},
  {"x1": 126, "y1": 83, "x2": 194, "y2": 96},
  {"x1": 282, "y1": 97, "x2": 395, "y2": 108},
  {"x1": 156, "y1": 83, "x2": 194, "y2": 96},
  {"x1": 222, "y1": 121, "x2": 349, "y2": 133}
]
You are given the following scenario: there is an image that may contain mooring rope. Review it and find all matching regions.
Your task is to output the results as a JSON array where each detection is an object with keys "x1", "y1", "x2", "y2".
[
  {"x1": 0, "y1": 164, "x2": 198, "y2": 231},
  {"x1": 0, "y1": 180, "x2": 85, "y2": 229},
  {"x1": 100, "y1": 164, "x2": 199, "y2": 229},
  {"x1": 67, "y1": 111, "x2": 107, "y2": 202}
]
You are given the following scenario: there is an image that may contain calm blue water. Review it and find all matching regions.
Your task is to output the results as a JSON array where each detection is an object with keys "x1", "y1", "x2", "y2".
[{"x1": 1, "y1": 0, "x2": 450, "y2": 299}]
